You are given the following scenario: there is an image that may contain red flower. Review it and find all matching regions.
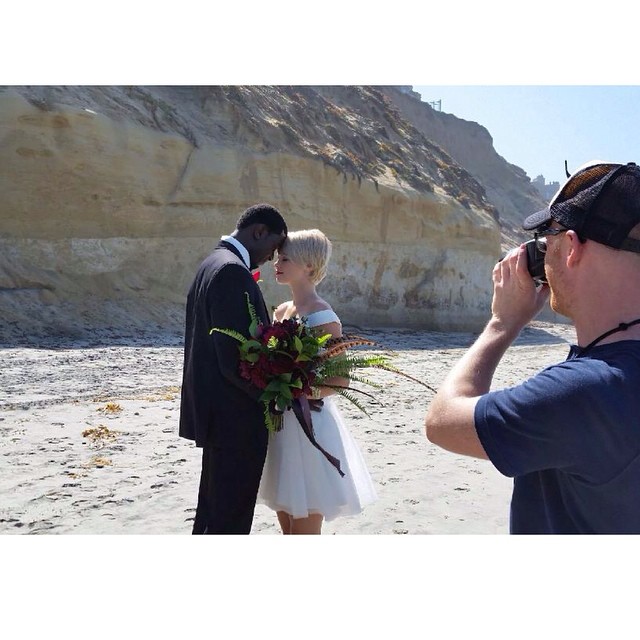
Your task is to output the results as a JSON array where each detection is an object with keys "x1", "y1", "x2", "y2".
[
  {"x1": 269, "y1": 353, "x2": 294, "y2": 375},
  {"x1": 262, "y1": 324, "x2": 292, "y2": 342},
  {"x1": 252, "y1": 270, "x2": 261, "y2": 282}
]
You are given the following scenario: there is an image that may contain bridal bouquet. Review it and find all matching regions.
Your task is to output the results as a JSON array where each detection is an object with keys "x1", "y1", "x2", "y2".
[{"x1": 211, "y1": 293, "x2": 432, "y2": 475}]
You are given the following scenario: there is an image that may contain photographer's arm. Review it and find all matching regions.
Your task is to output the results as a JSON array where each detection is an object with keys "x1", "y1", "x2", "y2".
[{"x1": 425, "y1": 245, "x2": 549, "y2": 458}]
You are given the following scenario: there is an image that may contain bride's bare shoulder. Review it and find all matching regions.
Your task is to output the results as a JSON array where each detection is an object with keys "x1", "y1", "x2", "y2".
[{"x1": 307, "y1": 297, "x2": 333, "y2": 314}]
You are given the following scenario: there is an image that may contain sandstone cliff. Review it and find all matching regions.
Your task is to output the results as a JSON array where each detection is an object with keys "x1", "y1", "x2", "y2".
[
  {"x1": 380, "y1": 87, "x2": 547, "y2": 249},
  {"x1": 0, "y1": 85, "x2": 539, "y2": 341}
]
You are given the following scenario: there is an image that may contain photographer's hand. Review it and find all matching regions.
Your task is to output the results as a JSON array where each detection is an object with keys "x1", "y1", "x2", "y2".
[
  {"x1": 491, "y1": 244, "x2": 550, "y2": 337},
  {"x1": 425, "y1": 244, "x2": 549, "y2": 459}
]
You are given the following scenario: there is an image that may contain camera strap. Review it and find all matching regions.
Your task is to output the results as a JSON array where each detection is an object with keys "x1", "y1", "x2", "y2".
[{"x1": 579, "y1": 317, "x2": 640, "y2": 356}]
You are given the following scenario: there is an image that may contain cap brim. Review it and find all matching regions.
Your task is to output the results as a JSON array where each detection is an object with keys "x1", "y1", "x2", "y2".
[{"x1": 522, "y1": 207, "x2": 553, "y2": 230}]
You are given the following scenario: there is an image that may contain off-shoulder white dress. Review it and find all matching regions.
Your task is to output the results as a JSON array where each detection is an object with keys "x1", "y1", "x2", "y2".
[{"x1": 257, "y1": 309, "x2": 378, "y2": 521}]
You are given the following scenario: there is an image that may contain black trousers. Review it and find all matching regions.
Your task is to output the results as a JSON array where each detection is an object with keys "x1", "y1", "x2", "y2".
[{"x1": 192, "y1": 444, "x2": 267, "y2": 535}]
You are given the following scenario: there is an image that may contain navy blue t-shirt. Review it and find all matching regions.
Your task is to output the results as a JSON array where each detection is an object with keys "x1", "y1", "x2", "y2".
[{"x1": 475, "y1": 341, "x2": 640, "y2": 534}]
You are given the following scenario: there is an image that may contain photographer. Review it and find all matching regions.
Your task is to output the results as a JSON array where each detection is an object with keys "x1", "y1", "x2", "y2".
[{"x1": 425, "y1": 161, "x2": 640, "y2": 534}]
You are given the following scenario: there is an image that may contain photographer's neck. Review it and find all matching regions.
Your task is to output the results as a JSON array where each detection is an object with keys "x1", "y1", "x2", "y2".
[{"x1": 577, "y1": 317, "x2": 640, "y2": 355}]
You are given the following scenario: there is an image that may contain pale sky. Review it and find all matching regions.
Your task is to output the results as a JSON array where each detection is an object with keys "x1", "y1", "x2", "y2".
[{"x1": 414, "y1": 86, "x2": 640, "y2": 186}]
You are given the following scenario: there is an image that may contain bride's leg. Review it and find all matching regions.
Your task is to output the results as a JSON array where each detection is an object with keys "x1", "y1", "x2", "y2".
[
  {"x1": 277, "y1": 510, "x2": 292, "y2": 534},
  {"x1": 290, "y1": 513, "x2": 323, "y2": 535}
]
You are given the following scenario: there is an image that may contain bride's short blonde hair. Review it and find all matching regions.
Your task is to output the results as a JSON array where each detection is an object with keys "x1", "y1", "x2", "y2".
[{"x1": 282, "y1": 229, "x2": 332, "y2": 284}]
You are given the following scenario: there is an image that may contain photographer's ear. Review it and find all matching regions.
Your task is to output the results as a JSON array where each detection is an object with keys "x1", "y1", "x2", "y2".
[{"x1": 566, "y1": 230, "x2": 585, "y2": 267}]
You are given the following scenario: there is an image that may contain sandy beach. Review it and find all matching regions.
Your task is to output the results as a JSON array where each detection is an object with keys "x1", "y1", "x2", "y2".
[{"x1": 0, "y1": 320, "x2": 576, "y2": 535}]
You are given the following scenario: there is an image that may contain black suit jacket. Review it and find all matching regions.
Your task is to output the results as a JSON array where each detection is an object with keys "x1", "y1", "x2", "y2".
[{"x1": 179, "y1": 241, "x2": 271, "y2": 451}]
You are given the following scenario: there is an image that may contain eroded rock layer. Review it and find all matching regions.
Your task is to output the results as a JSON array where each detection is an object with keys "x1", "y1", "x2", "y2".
[{"x1": 0, "y1": 86, "x2": 522, "y2": 339}]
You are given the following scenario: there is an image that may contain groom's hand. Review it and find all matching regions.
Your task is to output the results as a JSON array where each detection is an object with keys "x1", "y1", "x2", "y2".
[{"x1": 268, "y1": 400, "x2": 284, "y2": 416}]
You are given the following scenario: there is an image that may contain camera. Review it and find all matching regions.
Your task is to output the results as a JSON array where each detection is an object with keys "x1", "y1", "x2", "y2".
[{"x1": 524, "y1": 239, "x2": 547, "y2": 285}]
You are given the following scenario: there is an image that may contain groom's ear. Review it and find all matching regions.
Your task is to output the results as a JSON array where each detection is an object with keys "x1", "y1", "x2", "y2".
[{"x1": 253, "y1": 223, "x2": 269, "y2": 240}]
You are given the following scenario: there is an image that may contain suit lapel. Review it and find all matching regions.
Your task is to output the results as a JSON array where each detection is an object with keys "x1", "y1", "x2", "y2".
[
  {"x1": 219, "y1": 241, "x2": 271, "y2": 325},
  {"x1": 218, "y1": 240, "x2": 247, "y2": 267}
]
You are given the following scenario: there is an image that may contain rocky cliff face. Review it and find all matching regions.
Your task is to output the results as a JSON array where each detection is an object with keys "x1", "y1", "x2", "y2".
[
  {"x1": 380, "y1": 87, "x2": 547, "y2": 249},
  {"x1": 0, "y1": 85, "x2": 539, "y2": 341}
]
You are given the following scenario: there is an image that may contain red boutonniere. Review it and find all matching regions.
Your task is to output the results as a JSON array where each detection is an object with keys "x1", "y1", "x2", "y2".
[{"x1": 252, "y1": 270, "x2": 261, "y2": 282}]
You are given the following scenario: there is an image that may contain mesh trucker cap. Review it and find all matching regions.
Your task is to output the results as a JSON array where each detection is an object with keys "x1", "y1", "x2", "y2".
[{"x1": 523, "y1": 161, "x2": 640, "y2": 253}]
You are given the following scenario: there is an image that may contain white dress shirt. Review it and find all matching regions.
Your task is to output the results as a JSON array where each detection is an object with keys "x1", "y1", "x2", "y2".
[{"x1": 220, "y1": 235, "x2": 251, "y2": 270}]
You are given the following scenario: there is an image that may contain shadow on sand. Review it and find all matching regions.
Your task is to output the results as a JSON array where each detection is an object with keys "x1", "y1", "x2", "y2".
[
  {"x1": 1, "y1": 322, "x2": 573, "y2": 352},
  {"x1": 341, "y1": 323, "x2": 573, "y2": 352},
  {"x1": 0, "y1": 328, "x2": 184, "y2": 350}
]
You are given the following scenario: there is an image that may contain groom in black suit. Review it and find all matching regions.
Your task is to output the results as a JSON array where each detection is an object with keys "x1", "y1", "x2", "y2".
[{"x1": 179, "y1": 203, "x2": 288, "y2": 534}]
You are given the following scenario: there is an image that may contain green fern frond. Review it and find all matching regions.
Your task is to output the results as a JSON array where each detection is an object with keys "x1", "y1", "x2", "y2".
[
  {"x1": 209, "y1": 327, "x2": 249, "y2": 344},
  {"x1": 372, "y1": 363, "x2": 436, "y2": 392},
  {"x1": 245, "y1": 292, "x2": 261, "y2": 338},
  {"x1": 321, "y1": 383, "x2": 380, "y2": 403},
  {"x1": 263, "y1": 403, "x2": 283, "y2": 434},
  {"x1": 322, "y1": 352, "x2": 434, "y2": 392},
  {"x1": 315, "y1": 372, "x2": 382, "y2": 389},
  {"x1": 332, "y1": 387, "x2": 373, "y2": 416},
  {"x1": 317, "y1": 353, "x2": 390, "y2": 377},
  {"x1": 342, "y1": 373, "x2": 383, "y2": 388},
  {"x1": 245, "y1": 292, "x2": 258, "y2": 325}
]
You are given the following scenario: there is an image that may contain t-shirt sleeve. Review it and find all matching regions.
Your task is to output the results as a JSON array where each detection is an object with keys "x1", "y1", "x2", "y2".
[{"x1": 474, "y1": 359, "x2": 619, "y2": 479}]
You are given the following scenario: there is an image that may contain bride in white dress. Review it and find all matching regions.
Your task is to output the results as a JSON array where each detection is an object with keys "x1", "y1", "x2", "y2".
[{"x1": 257, "y1": 229, "x2": 378, "y2": 534}]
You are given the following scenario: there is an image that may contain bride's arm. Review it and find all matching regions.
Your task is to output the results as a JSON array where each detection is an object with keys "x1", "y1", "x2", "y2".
[
  {"x1": 310, "y1": 320, "x2": 348, "y2": 399},
  {"x1": 272, "y1": 301, "x2": 292, "y2": 323}
]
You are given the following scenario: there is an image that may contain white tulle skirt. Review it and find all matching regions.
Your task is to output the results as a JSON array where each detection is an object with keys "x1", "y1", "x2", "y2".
[{"x1": 257, "y1": 397, "x2": 378, "y2": 521}]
